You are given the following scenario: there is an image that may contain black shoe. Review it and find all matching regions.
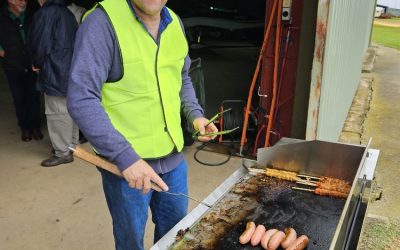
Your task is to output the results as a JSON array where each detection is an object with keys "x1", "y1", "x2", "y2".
[
  {"x1": 21, "y1": 129, "x2": 32, "y2": 142},
  {"x1": 79, "y1": 131, "x2": 88, "y2": 144},
  {"x1": 41, "y1": 154, "x2": 73, "y2": 167},
  {"x1": 32, "y1": 129, "x2": 43, "y2": 140}
]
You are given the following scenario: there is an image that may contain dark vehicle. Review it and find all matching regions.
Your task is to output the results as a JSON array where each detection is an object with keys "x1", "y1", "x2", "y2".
[{"x1": 167, "y1": 0, "x2": 266, "y2": 48}]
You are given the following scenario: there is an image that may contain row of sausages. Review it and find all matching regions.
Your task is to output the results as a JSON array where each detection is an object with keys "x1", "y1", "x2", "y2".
[{"x1": 239, "y1": 221, "x2": 309, "y2": 250}]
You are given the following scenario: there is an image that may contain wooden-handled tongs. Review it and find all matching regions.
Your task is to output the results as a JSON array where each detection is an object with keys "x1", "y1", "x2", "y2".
[{"x1": 69, "y1": 145, "x2": 212, "y2": 208}]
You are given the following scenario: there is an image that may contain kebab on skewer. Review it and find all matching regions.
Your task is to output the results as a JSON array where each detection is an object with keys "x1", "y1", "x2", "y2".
[
  {"x1": 292, "y1": 186, "x2": 349, "y2": 199},
  {"x1": 297, "y1": 178, "x2": 351, "y2": 194},
  {"x1": 248, "y1": 167, "x2": 351, "y2": 198},
  {"x1": 248, "y1": 168, "x2": 298, "y2": 181},
  {"x1": 249, "y1": 168, "x2": 351, "y2": 190}
]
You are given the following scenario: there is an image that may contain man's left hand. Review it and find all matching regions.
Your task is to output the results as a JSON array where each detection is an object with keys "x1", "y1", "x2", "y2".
[{"x1": 193, "y1": 117, "x2": 218, "y2": 141}]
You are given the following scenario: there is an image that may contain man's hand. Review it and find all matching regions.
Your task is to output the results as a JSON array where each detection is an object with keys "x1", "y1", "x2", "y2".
[
  {"x1": 193, "y1": 117, "x2": 219, "y2": 141},
  {"x1": 31, "y1": 65, "x2": 40, "y2": 72},
  {"x1": 0, "y1": 50, "x2": 4, "y2": 58},
  {"x1": 122, "y1": 159, "x2": 169, "y2": 194}
]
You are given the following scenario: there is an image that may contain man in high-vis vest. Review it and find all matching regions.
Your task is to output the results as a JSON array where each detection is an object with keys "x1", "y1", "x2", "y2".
[{"x1": 67, "y1": 0, "x2": 218, "y2": 249}]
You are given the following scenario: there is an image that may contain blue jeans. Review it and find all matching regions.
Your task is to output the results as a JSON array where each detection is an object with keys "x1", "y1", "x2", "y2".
[{"x1": 99, "y1": 160, "x2": 188, "y2": 250}]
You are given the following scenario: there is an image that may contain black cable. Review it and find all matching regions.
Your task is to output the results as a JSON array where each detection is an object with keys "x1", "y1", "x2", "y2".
[{"x1": 193, "y1": 141, "x2": 232, "y2": 166}]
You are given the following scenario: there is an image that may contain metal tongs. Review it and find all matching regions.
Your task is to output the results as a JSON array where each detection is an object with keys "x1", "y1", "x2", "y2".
[
  {"x1": 192, "y1": 108, "x2": 240, "y2": 139},
  {"x1": 69, "y1": 146, "x2": 212, "y2": 208}
]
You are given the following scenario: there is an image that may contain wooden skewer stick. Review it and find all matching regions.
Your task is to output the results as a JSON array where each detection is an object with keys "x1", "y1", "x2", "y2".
[
  {"x1": 292, "y1": 186, "x2": 314, "y2": 192},
  {"x1": 296, "y1": 180, "x2": 317, "y2": 186},
  {"x1": 247, "y1": 168, "x2": 265, "y2": 174},
  {"x1": 297, "y1": 177, "x2": 318, "y2": 184},
  {"x1": 297, "y1": 174, "x2": 320, "y2": 180}
]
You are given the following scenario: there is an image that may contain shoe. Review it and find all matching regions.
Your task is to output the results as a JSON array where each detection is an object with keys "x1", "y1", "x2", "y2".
[
  {"x1": 41, "y1": 154, "x2": 73, "y2": 167},
  {"x1": 21, "y1": 130, "x2": 32, "y2": 142},
  {"x1": 79, "y1": 137, "x2": 88, "y2": 144},
  {"x1": 32, "y1": 129, "x2": 43, "y2": 140},
  {"x1": 79, "y1": 131, "x2": 88, "y2": 144}
]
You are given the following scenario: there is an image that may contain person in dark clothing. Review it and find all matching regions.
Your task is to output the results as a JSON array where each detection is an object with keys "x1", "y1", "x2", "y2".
[
  {"x1": 0, "y1": 0, "x2": 42, "y2": 141},
  {"x1": 27, "y1": 0, "x2": 79, "y2": 167}
]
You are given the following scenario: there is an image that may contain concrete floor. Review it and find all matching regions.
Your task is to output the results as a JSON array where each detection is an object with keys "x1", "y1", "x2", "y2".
[
  {"x1": 0, "y1": 69, "x2": 242, "y2": 249},
  {"x1": 1, "y1": 45, "x2": 399, "y2": 250},
  {"x1": 357, "y1": 46, "x2": 400, "y2": 249}
]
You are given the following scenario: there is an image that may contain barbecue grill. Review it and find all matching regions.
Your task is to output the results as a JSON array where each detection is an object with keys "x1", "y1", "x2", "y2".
[{"x1": 151, "y1": 138, "x2": 379, "y2": 250}]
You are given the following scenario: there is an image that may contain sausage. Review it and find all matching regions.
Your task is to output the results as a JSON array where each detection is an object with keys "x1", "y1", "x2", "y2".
[
  {"x1": 268, "y1": 230, "x2": 286, "y2": 250},
  {"x1": 239, "y1": 221, "x2": 256, "y2": 244},
  {"x1": 261, "y1": 229, "x2": 278, "y2": 249},
  {"x1": 286, "y1": 235, "x2": 309, "y2": 250},
  {"x1": 281, "y1": 227, "x2": 297, "y2": 249},
  {"x1": 251, "y1": 224, "x2": 266, "y2": 246}
]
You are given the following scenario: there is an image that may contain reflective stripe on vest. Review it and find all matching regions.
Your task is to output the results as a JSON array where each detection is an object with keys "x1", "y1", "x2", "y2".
[{"x1": 99, "y1": 0, "x2": 187, "y2": 159}]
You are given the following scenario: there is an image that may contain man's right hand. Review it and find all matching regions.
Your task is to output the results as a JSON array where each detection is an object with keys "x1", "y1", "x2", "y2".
[
  {"x1": 0, "y1": 50, "x2": 4, "y2": 58},
  {"x1": 122, "y1": 159, "x2": 169, "y2": 194}
]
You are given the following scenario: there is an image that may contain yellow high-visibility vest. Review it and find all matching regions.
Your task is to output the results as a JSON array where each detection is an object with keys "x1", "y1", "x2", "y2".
[{"x1": 99, "y1": 0, "x2": 187, "y2": 158}]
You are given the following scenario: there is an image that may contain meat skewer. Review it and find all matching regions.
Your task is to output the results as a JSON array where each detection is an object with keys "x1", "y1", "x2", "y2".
[
  {"x1": 248, "y1": 168, "x2": 298, "y2": 181},
  {"x1": 265, "y1": 168, "x2": 298, "y2": 181},
  {"x1": 314, "y1": 187, "x2": 349, "y2": 199},
  {"x1": 320, "y1": 176, "x2": 351, "y2": 187},
  {"x1": 248, "y1": 168, "x2": 352, "y2": 197},
  {"x1": 297, "y1": 179, "x2": 351, "y2": 193},
  {"x1": 292, "y1": 186, "x2": 349, "y2": 199},
  {"x1": 250, "y1": 168, "x2": 349, "y2": 184},
  {"x1": 298, "y1": 175, "x2": 352, "y2": 187},
  {"x1": 297, "y1": 176, "x2": 351, "y2": 194},
  {"x1": 248, "y1": 168, "x2": 300, "y2": 181}
]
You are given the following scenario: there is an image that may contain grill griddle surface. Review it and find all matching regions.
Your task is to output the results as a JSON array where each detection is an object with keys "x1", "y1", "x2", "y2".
[
  {"x1": 171, "y1": 175, "x2": 346, "y2": 250},
  {"x1": 216, "y1": 183, "x2": 345, "y2": 250}
]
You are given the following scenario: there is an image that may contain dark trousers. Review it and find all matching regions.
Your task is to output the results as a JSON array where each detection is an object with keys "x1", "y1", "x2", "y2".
[{"x1": 4, "y1": 69, "x2": 41, "y2": 130}]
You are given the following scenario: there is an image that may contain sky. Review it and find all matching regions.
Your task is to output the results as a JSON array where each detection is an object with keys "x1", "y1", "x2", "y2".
[{"x1": 377, "y1": 0, "x2": 400, "y2": 8}]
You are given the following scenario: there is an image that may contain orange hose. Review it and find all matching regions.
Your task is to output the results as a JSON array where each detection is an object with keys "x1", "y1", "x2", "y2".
[
  {"x1": 252, "y1": 124, "x2": 266, "y2": 156},
  {"x1": 240, "y1": 0, "x2": 279, "y2": 153},
  {"x1": 264, "y1": 0, "x2": 283, "y2": 147}
]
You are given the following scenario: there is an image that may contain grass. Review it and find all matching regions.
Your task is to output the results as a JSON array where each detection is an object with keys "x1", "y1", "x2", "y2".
[
  {"x1": 378, "y1": 17, "x2": 400, "y2": 23},
  {"x1": 371, "y1": 24, "x2": 400, "y2": 50},
  {"x1": 358, "y1": 219, "x2": 400, "y2": 249}
]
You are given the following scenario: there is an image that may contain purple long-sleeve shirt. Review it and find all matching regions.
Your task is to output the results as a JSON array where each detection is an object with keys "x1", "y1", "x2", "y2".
[{"x1": 67, "y1": 5, "x2": 203, "y2": 173}]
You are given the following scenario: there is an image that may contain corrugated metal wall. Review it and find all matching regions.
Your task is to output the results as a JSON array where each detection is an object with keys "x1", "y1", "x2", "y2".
[{"x1": 307, "y1": 0, "x2": 376, "y2": 141}]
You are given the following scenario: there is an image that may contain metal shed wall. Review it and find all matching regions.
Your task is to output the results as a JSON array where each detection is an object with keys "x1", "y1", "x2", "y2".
[{"x1": 306, "y1": 0, "x2": 376, "y2": 141}]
